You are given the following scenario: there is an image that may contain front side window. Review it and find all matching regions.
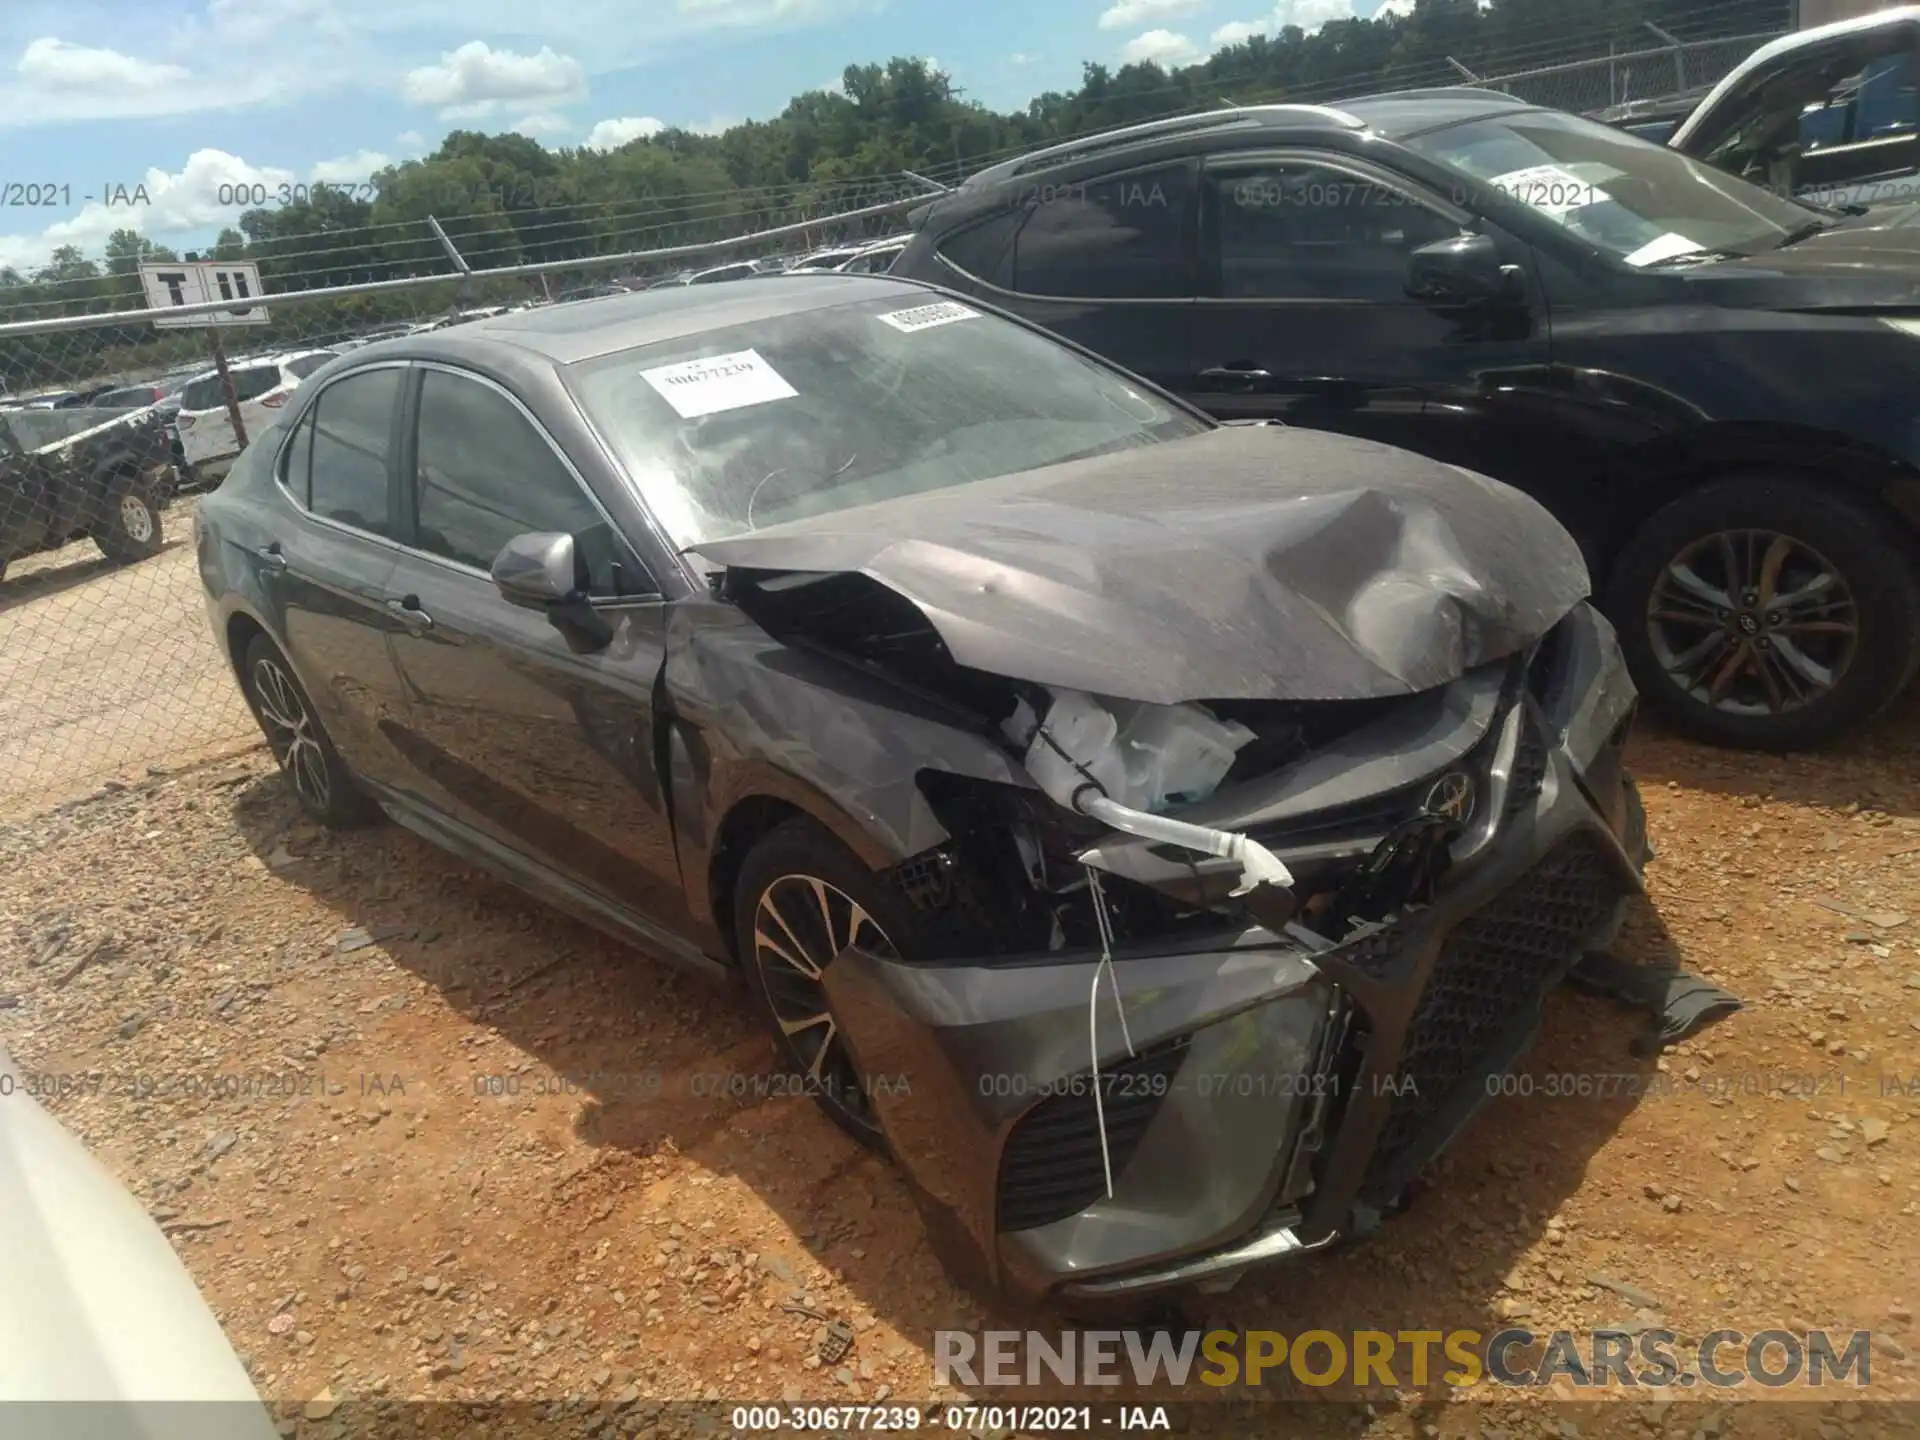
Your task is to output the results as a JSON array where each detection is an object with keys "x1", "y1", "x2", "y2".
[
  {"x1": 306, "y1": 368, "x2": 400, "y2": 535},
  {"x1": 1011, "y1": 161, "x2": 1196, "y2": 298},
  {"x1": 1686, "y1": 30, "x2": 1920, "y2": 196},
  {"x1": 1408, "y1": 108, "x2": 1816, "y2": 266},
  {"x1": 180, "y1": 376, "x2": 222, "y2": 411},
  {"x1": 1206, "y1": 163, "x2": 1460, "y2": 300},
  {"x1": 566, "y1": 292, "x2": 1207, "y2": 551},
  {"x1": 411, "y1": 370, "x2": 632, "y2": 592}
]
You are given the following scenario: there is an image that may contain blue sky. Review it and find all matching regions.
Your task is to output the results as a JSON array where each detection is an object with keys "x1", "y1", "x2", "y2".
[{"x1": 0, "y1": 0, "x2": 1401, "y2": 270}]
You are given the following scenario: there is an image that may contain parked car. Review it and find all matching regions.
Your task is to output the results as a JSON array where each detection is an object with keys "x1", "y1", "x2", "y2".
[
  {"x1": 892, "y1": 91, "x2": 1920, "y2": 751},
  {"x1": 834, "y1": 236, "x2": 909, "y2": 273},
  {"x1": 786, "y1": 245, "x2": 868, "y2": 272},
  {"x1": 90, "y1": 382, "x2": 177, "y2": 409},
  {"x1": 173, "y1": 349, "x2": 337, "y2": 480},
  {"x1": 686, "y1": 260, "x2": 774, "y2": 284},
  {"x1": 198, "y1": 276, "x2": 1648, "y2": 1306},
  {"x1": 0, "y1": 1041, "x2": 279, "y2": 1430},
  {"x1": 1668, "y1": 6, "x2": 1920, "y2": 209},
  {"x1": 0, "y1": 402, "x2": 176, "y2": 581}
]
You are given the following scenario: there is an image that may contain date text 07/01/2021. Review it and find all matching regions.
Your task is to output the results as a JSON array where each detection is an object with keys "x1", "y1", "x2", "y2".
[{"x1": 730, "y1": 1404, "x2": 1172, "y2": 1432}]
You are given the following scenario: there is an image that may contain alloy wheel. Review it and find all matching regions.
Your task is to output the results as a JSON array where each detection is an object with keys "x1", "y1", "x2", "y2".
[
  {"x1": 750, "y1": 874, "x2": 896, "y2": 1132},
  {"x1": 251, "y1": 656, "x2": 331, "y2": 812},
  {"x1": 1646, "y1": 528, "x2": 1860, "y2": 716},
  {"x1": 118, "y1": 494, "x2": 154, "y2": 545}
]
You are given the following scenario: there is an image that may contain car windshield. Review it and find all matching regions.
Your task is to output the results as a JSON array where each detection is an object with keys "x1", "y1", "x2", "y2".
[
  {"x1": 567, "y1": 293, "x2": 1206, "y2": 550},
  {"x1": 1405, "y1": 108, "x2": 1818, "y2": 265}
]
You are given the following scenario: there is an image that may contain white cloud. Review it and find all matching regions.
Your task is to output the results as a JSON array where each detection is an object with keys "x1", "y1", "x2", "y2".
[
  {"x1": 17, "y1": 38, "x2": 189, "y2": 89},
  {"x1": 395, "y1": 130, "x2": 426, "y2": 150},
  {"x1": 1007, "y1": 52, "x2": 1034, "y2": 67},
  {"x1": 687, "y1": 116, "x2": 742, "y2": 136},
  {"x1": 400, "y1": 41, "x2": 588, "y2": 119},
  {"x1": 1099, "y1": 0, "x2": 1203, "y2": 30},
  {"x1": 583, "y1": 116, "x2": 665, "y2": 150},
  {"x1": 505, "y1": 112, "x2": 571, "y2": 136},
  {"x1": 0, "y1": 149, "x2": 297, "y2": 272},
  {"x1": 1373, "y1": 0, "x2": 1416, "y2": 14},
  {"x1": 1211, "y1": 0, "x2": 1358, "y2": 45},
  {"x1": 310, "y1": 149, "x2": 390, "y2": 184},
  {"x1": 1119, "y1": 28, "x2": 1201, "y2": 66}
]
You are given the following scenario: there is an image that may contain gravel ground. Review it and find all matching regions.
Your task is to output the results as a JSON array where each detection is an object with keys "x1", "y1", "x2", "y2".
[{"x1": 2, "y1": 696, "x2": 1919, "y2": 1440}]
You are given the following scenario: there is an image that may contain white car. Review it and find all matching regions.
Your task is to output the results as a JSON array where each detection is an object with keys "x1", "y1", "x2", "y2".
[
  {"x1": 0, "y1": 1043, "x2": 278, "y2": 1437},
  {"x1": 172, "y1": 349, "x2": 337, "y2": 476},
  {"x1": 834, "y1": 236, "x2": 909, "y2": 273}
]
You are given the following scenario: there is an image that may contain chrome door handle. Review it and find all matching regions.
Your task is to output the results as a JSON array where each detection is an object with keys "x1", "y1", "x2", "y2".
[
  {"x1": 387, "y1": 596, "x2": 433, "y2": 629},
  {"x1": 254, "y1": 542, "x2": 287, "y2": 570}
]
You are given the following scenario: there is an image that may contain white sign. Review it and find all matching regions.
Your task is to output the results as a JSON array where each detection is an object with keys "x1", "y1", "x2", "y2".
[
  {"x1": 139, "y1": 260, "x2": 271, "y2": 329},
  {"x1": 1487, "y1": 164, "x2": 1603, "y2": 215},
  {"x1": 876, "y1": 300, "x2": 980, "y2": 333},
  {"x1": 640, "y1": 349, "x2": 797, "y2": 419}
]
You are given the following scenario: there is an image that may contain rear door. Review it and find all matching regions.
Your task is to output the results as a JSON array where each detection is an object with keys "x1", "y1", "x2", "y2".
[
  {"x1": 379, "y1": 364, "x2": 692, "y2": 930},
  {"x1": 263, "y1": 363, "x2": 420, "y2": 790},
  {"x1": 179, "y1": 364, "x2": 282, "y2": 466},
  {"x1": 927, "y1": 158, "x2": 1198, "y2": 393}
]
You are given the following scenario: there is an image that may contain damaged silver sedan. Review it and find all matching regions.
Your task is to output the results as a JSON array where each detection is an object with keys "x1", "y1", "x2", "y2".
[{"x1": 196, "y1": 274, "x2": 1649, "y2": 1306}]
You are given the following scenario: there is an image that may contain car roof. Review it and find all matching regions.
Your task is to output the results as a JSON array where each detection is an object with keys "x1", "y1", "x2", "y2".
[
  {"x1": 350, "y1": 272, "x2": 935, "y2": 367},
  {"x1": 956, "y1": 90, "x2": 1535, "y2": 191}
]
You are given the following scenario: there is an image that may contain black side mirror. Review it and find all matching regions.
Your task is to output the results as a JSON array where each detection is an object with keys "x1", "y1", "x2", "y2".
[
  {"x1": 1406, "y1": 232, "x2": 1525, "y2": 307},
  {"x1": 491, "y1": 531, "x2": 614, "y2": 651}
]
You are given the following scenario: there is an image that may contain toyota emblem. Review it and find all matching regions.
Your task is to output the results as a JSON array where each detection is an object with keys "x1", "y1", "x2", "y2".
[{"x1": 1424, "y1": 770, "x2": 1477, "y2": 825}]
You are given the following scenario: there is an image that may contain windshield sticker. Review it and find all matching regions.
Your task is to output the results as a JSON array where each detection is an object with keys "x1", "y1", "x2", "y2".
[
  {"x1": 876, "y1": 300, "x2": 980, "y2": 333},
  {"x1": 1624, "y1": 232, "x2": 1707, "y2": 268},
  {"x1": 1488, "y1": 164, "x2": 1603, "y2": 215},
  {"x1": 640, "y1": 349, "x2": 798, "y2": 419}
]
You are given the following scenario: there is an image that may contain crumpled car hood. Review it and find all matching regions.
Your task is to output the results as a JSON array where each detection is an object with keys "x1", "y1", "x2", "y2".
[{"x1": 691, "y1": 423, "x2": 1589, "y2": 704}]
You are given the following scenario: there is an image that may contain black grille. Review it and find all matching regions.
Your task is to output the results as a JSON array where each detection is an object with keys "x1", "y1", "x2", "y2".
[
  {"x1": 995, "y1": 1040, "x2": 1189, "y2": 1233},
  {"x1": 1365, "y1": 832, "x2": 1622, "y2": 1189}
]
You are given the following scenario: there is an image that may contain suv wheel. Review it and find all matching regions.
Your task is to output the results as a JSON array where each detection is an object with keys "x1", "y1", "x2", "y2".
[
  {"x1": 1606, "y1": 476, "x2": 1920, "y2": 750},
  {"x1": 92, "y1": 471, "x2": 164, "y2": 564}
]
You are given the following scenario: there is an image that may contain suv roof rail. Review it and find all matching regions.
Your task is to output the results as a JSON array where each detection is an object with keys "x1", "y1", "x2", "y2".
[
  {"x1": 1341, "y1": 84, "x2": 1532, "y2": 104},
  {"x1": 990, "y1": 103, "x2": 1363, "y2": 180}
]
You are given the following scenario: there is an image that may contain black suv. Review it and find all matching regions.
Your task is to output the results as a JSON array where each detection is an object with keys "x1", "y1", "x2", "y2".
[{"x1": 893, "y1": 89, "x2": 1920, "y2": 751}]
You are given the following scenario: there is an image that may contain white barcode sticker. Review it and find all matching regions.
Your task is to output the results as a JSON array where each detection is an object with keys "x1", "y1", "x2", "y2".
[
  {"x1": 876, "y1": 300, "x2": 980, "y2": 333},
  {"x1": 640, "y1": 349, "x2": 797, "y2": 419}
]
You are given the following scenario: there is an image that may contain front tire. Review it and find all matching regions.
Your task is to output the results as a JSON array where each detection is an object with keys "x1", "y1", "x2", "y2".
[
  {"x1": 1605, "y1": 476, "x2": 1920, "y2": 750},
  {"x1": 92, "y1": 471, "x2": 164, "y2": 565},
  {"x1": 239, "y1": 634, "x2": 381, "y2": 828},
  {"x1": 731, "y1": 818, "x2": 921, "y2": 1151}
]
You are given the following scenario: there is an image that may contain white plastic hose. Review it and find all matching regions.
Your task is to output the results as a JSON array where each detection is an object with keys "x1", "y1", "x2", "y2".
[{"x1": 1077, "y1": 792, "x2": 1295, "y2": 896}]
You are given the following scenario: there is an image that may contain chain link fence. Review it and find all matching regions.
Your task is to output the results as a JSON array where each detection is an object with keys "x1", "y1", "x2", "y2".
[{"x1": 0, "y1": 18, "x2": 1793, "y2": 815}]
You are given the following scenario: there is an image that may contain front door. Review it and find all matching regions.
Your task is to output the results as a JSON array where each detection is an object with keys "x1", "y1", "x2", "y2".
[
  {"x1": 1184, "y1": 151, "x2": 1559, "y2": 494},
  {"x1": 380, "y1": 365, "x2": 691, "y2": 932}
]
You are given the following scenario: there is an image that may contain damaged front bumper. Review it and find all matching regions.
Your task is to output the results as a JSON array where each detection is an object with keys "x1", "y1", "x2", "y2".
[{"x1": 820, "y1": 601, "x2": 1648, "y2": 1306}]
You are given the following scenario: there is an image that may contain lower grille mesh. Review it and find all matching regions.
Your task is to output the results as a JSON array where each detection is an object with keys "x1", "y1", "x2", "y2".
[
  {"x1": 996, "y1": 1040, "x2": 1189, "y2": 1233},
  {"x1": 1365, "y1": 832, "x2": 1622, "y2": 1188}
]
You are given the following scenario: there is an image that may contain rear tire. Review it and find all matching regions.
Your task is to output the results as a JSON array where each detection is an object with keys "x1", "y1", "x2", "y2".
[
  {"x1": 731, "y1": 817, "x2": 923, "y2": 1151},
  {"x1": 1604, "y1": 476, "x2": 1920, "y2": 751},
  {"x1": 91, "y1": 471, "x2": 164, "y2": 565},
  {"x1": 239, "y1": 634, "x2": 381, "y2": 829}
]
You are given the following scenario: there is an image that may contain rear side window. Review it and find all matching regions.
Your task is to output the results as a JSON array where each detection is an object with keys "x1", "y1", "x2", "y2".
[
  {"x1": 1010, "y1": 161, "x2": 1197, "y2": 299},
  {"x1": 935, "y1": 209, "x2": 1022, "y2": 287},
  {"x1": 307, "y1": 369, "x2": 401, "y2": 535},
  {"x1": 180, "y1": 376, "x2": 221, "y2": 410},
  {"x1": 231, "y1": 365, "x2": 283, "y2": 403},
  {"x1": 284, "y1": 352, "x2": 335, "y2": 380}
]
